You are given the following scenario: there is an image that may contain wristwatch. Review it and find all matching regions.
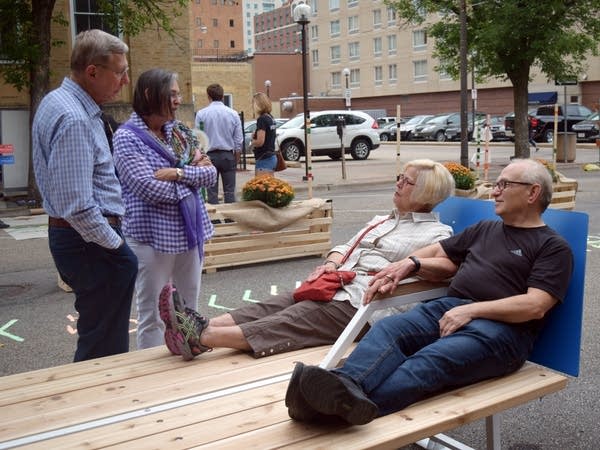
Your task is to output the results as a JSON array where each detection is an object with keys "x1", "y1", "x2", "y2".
[
  {"x1": 175, "y1": 168, "x2": 183, "y2": 181},
  {"x1": 408, "y1": 255, "x2": 421, "y2": 273}
]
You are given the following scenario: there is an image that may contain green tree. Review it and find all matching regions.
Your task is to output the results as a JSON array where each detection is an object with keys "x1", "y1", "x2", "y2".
[
  {"x1": 0, "y1": 0, "x2": 187, "y2": 200},
  {"x1": 386, "y1": 0, "x2": 600, "y2": 158}
]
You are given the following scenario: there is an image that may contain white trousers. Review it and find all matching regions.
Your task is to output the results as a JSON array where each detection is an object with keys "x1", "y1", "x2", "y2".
[{"x1": 128, "y1": 238, "x2": 203, "y2": 350}]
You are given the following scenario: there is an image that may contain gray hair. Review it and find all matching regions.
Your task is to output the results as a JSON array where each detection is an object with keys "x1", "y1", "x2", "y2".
[
  {"x1": 71, "y1": 29, "x2": 129, "y2": 73},
  {"x1": 405, "y1": 159, "x2": 455, "y2": 211},
  {"x1": 509, "y1": 158, "x2": 554, "y2": 211}
]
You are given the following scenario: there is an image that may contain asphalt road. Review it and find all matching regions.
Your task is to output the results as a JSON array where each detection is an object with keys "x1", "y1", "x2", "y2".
[{"x1": 0, "y1": 142, "x2": 599, "y2": 448}]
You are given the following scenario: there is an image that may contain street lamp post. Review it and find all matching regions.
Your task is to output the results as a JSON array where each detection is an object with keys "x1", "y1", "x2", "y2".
[
  {"x1": 342, "y1": 67, "x2": 351, "y2": 110},
  {"x1": 292, "y1": 1, "x2": 312, "y2": 197},
  {"x1": 264, "y1": 79, "x2": 271, "y2": 98}
]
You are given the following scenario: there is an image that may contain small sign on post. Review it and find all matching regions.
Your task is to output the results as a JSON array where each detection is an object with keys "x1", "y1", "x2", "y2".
[{"x1": 0, "y1": 144, "x2": 14, "y2": 165}]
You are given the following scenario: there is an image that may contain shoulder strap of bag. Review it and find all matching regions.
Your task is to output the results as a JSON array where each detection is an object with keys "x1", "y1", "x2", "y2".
[{"x1": 340, "y1": 217, "x2": 389, "y2": 264}]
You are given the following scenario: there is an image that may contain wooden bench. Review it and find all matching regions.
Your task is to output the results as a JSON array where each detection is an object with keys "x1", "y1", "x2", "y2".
[
  {"x1": 0, "y1": 197, "x2": 587, "y2": 449},
  {"x1": 203, "y1": 199, "x2": 333, "y2": 272}
]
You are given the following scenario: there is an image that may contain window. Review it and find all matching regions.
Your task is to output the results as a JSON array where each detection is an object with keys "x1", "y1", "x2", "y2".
[
  {"x1": 348, "y1": 15, "x2": 359, "y2": 34},
  {"x1": 310, "y1": 25, "x2": 319, "y2": 41},
  {"x1": 373, "y1": 9, "x2": 382, "y2": 28},
  {"x1": 230, "y1": 40, "x2": 235, "y2": 48},
  {"x1": 350, "y1": 68, "x2": 360, "y2": 86},
  {"x1": 387, "y1": 7, "x2": 397, "y2": 24},
  {"x1": 330, "y1": 45, "x2": 341, "y2": 63},
  {"x1": 73, "y1": 0, "x2": 118, "y2": 36},
  {"x1": 348, "y1": 42, "x2": 360, "y2": 60},
  {"x1": 388, "y1": 64, "x2": 397, "y2": 82},
  {"x1": 374, "y1": 66, "x2": 383, "y2": 85},
  {"x1": 414, "y1": 59, "x2": 427, "y2": 81},
  {"x1": 373, "y1": 37, "x2": 382, "y2": 56},
  {"x1": 329, "y1": 0, "x2": 340, "y2": 11},
  {"x1": 387, "y1": 34, "x2": 397, "y2": 55},
  {"x1": 331, "y1": 71, "x2": 341, "y2": 89},
  {"x1": 330, "y1": 20, "x2": 340, "y2": 37},
  {"x1": 413, "y1": 30, "x2": 427, "y2": 51},
  {"x1": 348, "y1": 0, "x2": 358, "y2": 7},
  {"x1": 229, "y1": 19, "x2": 234, "y2": 27},
  {"x1": 213, "y1": 40, "x2": 219, "y2": 48},
  {"x1": 197, "y1": 39, "x2": 203, "y2": 48},
  {"x1": 312, "y1": 49, "x2": 319, "y2": 67},
  {"x1": 212, "y1": 18, "x2": 218, "y2": 27}
]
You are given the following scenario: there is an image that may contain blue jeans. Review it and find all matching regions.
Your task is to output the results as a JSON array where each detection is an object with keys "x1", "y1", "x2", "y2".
[
  {"x1": 49, "y1": 226, "x2": 138, "y2": 361},
  {"x1": 335, "y1": 297, "x2": 536, "y2": 416},
  {"x1": 255, "y1": 154, "x2": 277, "y2": 171}
]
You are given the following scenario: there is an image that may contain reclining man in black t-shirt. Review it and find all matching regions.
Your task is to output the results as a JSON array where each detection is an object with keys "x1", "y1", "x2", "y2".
[{"x1": 286, "y1": 158, "x2": 573, "y2": 425}]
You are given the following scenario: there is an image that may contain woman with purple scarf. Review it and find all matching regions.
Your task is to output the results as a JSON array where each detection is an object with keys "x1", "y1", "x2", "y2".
[{"x1": 113, "y1": 68, "x2": 217, "y2": 350}]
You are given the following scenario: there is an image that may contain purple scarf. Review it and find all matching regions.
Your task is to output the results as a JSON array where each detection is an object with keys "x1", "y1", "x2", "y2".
[{"x1": 121, "y1": 121, "x2": 204, "y2": 253}]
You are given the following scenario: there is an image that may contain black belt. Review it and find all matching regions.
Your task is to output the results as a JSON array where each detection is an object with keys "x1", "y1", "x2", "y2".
[
  {"x1": 208, "y1": 149, "x2": 233, "y2": 153},
  {"x1": 48, "y1": 216, "x2": 121, "y2": 228}
]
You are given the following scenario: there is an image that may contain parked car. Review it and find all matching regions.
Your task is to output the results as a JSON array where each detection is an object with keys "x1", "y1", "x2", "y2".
[
  {"x1": 276, "y1": 110, "x2": 380, "y2": 161},
  {"x1": 504, "y1": 104, "x2": 593, "y2": 143},
  {"x1": 378, "y1": 123, "x2": 398, "y2": 141},
  {"x1": 243, "y1": 118, "x2": 288, "y2": 153},
  {"x1": 572, "y1": 112, "x2": 600, "y2": 142},
  {"x1": 445, "y1": 114, "x2": 506, "y2": 141},
  {"x1": 398, "y1": 114, "x2": 434, "y2": 141},
  {"x1": 376, "y1": 116, "x2": 398, "y2": 127},
  {"x1": 443, "y1": 112, "x2": 487, "y2": 141},
  {"x1": 412, "y1": 113, "x2": 456, "y2": 141}
]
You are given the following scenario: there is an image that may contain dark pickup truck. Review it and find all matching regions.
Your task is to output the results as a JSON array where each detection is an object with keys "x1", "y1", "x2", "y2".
[{"x1": 504, "y1": 104, "x2": 592, "y2": 144}]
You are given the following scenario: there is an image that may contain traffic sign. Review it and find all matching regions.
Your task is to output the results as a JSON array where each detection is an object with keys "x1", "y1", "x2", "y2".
[
  {"x1": 555, "y1": 80, "x2": 578, "y2": 86},
  {"x1": 0, "y1": 154, "x2": 15, "y2": 164},
  {"x1": 0, "y1": 144, "x2": 14, "y2": 154}
]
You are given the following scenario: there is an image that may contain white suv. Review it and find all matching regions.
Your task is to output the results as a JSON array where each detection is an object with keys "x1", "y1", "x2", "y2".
[{"x1": 276, "y1": 110, "x2": 380, "y2": 161}]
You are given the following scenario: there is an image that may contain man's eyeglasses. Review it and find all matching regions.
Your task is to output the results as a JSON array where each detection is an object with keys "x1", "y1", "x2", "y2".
[
  {"x1": 493, "y1": 180, "x2": 533, "y2": 192},
  {"x1": 96, "y1": 64, "x2": 129, "y2": 79},
  {"x1": 398, "y1": 173, "x2": 416, "y2": 188}
]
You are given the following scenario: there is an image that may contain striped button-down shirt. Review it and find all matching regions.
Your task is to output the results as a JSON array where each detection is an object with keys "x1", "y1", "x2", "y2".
[
  {"x1": 113, "y1": 113, "x2": 217, "y2": 253},
  {"x1": 194, "y1": 101, "x2": 243, "y2": 152},
  {"x1": 32, "y1": 77, "x2": 124, "y2": 249},
  {"x1": 331, "y1": 211, "x2": 453, "y2": 313}
]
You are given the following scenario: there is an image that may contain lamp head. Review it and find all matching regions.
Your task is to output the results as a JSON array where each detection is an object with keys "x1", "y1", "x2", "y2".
[
  {"x1": 342, "y1": 68, "x2": 350, "y2": 77},
  {"x1": 292, "y1": 1, "x2": 311, "y2": 24},
  {"x1": 264, "y1": 80, "x2": 272, "y2": 88}
]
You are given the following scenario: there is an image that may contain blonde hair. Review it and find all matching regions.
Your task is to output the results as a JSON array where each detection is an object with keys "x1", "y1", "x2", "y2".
[
  {"x1": 253, "y1": 92, "x2": 272, "y2": 115},
  {"x1": 404, "y1": 159, "x2": 455, "y2": 211}
]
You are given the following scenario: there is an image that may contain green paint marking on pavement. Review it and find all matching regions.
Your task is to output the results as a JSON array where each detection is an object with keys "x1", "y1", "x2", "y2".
[
  {"x1": 0, "y1": 319, "x2": 24, "y2": 342},
  {"x1": 243, "y1": 290, "x2": 259, "y2": 303},
  {"x1": 207, "y1": 294, "x2": 233, "y2": 311}
]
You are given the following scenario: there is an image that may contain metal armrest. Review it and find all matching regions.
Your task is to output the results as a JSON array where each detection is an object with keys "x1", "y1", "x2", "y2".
[{"x1": 319, "y1": 279, "x2": 449, "y2": 369}]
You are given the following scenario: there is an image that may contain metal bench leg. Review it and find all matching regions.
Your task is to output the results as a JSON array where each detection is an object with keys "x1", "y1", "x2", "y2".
[
  {"x1": 486, "y1": 414, "x2": 501, "y2": 450},
  {"x1": 415, "y1": 434, "x2": 476, "y2": 450}
]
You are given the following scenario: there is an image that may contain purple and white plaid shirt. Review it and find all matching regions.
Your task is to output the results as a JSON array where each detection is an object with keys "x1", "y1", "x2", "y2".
[{"x1": 113, "y1": 113, "x2": 217, "y2": 253}]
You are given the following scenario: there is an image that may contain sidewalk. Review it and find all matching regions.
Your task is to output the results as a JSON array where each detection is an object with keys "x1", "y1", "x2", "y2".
[{"x1": 2, "y1": 142, "x2": 598, "y2": 217}]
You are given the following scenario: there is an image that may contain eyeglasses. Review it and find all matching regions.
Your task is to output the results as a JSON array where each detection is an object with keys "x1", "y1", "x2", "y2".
[
  {"x1": 398, "y1": 173, "x2": 416, "y2": 188},
  {"x1": 96, "y1": 64, "x2": 129, "y2": 79},
  {"x1": 170, "y1": 92, "x2": 183, "y2": 101},
  {"x1": 493, "y1": 180, "x2": 533, "y2": 192}
]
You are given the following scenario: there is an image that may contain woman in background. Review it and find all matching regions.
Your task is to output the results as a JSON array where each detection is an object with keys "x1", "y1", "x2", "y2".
[{"x1": 251, "y1": 92, "x2": 277, "y2": 176}]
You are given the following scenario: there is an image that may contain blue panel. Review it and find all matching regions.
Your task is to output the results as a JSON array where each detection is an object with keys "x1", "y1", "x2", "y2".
[
  {"x1": 528, "y1": 91, "x2": 558, "y2": 105},
  {"x1": 433, "y1": 197, "x2": 588, "y2": 377}
]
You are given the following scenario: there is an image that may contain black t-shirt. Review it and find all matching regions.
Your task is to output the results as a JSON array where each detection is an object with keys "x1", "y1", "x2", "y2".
[
  {"x1": 253, "y1": 113, "x2": 277, "y2": 159},
  {"x1": 441, "y1": 220, "x2": 573, "y2": 304}
]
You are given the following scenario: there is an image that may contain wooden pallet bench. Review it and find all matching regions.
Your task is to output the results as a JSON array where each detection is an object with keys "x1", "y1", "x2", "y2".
[
  {"x1": 1, "y1": 197, "x2": 587, "y2": 450},
  {"x1": 203, "y1": 199, "x2": 333, "y2": 273}
]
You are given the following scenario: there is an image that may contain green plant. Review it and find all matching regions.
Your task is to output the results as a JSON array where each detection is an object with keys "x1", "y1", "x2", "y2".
[
  {"x1": 443, "y1": 162, "x2": 476, "y2": 190},
  {"x1": 242, "y1": 176, "x2": 295, "y2": 208}
]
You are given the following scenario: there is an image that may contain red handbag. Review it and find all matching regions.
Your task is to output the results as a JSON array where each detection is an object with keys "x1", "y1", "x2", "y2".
[
  {"x1": 292, "y1": 217, "x2": 388, "y2": 303},
  {"x1": 293, "y1": 271, "x2": 357, "y2": 302}
]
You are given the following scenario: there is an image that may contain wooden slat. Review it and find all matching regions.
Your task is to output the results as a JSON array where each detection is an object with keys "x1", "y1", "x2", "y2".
[{"x1": 0, "y1": 346, "x2": 339, "y2": 443}]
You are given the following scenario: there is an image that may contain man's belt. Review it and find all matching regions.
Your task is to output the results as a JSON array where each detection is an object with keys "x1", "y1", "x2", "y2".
[{"x1": 48, "y1": 216, "x2": 121, "y2": 228}]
